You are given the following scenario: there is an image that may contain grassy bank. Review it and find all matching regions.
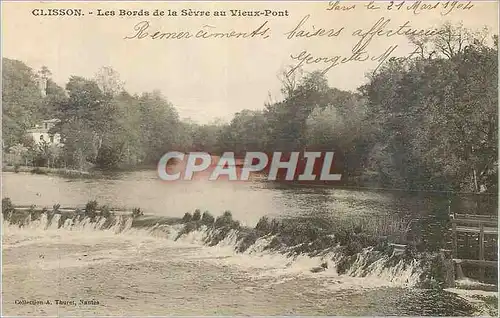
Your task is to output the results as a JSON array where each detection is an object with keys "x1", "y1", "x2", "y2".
[
  {"x1": 2, "y1": 164, "x2": 166, "y2": 179},
  {"x1": 2, "y1": 165, "x2": 95, "y2": 178}
]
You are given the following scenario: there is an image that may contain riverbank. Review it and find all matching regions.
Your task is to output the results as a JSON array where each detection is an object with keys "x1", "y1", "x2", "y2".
[
  {"x1": 2, "y1": 163, "x2": 172, "y2": 179},
  {"x1": 2, "y1": 165, "x2": 93, "y2": 178}
]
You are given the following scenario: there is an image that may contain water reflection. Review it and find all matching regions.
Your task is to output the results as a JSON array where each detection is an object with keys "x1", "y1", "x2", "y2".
[
  {"x1": 6, "y1": 171, "x2": 418, "y2": 225},
  {"x1": 3, "y1": 171, "x2": 497, "y2": 246}
]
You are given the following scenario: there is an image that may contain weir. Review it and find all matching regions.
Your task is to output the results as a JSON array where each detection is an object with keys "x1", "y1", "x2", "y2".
[
  {"x1": 3, "y1": 203, "x2": 431, "y2": 288},
  {"x1": 4, "y1": 201, "x2": 497, "y2": 289},
  {"x1": 9, "y1": 205, "x2": 133, "y2": 215}
]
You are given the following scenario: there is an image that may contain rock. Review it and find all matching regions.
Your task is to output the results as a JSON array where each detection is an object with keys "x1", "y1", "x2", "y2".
[
  {"x1": 310, "y1": 261, "x2": 328, "y2": 273},
  {"x1": 310, "y1": 266, "x2": 325, "y2": 273}
]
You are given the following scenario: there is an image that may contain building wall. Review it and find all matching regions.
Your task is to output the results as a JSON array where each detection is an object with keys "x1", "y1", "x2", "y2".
[
  {"x1": 30, "y1": 132, "x2": 61, "y2": 145},
  {"x1": 28, "y1": 119, "x2": 62, "y2": 146}
]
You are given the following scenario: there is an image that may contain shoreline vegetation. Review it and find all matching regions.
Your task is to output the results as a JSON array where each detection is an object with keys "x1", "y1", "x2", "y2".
[
  {"x1": 3, "y1": 165, "x2": 92, "y2": 177},
  {"x1": 2, "y1": 164, "x2": 160, "y2": 179}
]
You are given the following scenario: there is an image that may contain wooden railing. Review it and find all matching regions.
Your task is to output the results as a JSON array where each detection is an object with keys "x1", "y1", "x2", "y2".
[{"x1": 450, "y1": 213, "x2": 498, "y2": 281}]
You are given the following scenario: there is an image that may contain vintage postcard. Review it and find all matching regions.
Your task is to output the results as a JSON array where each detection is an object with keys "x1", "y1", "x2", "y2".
[{"x1": 1, "y1": 0, "x2": 498, "y2": 316}]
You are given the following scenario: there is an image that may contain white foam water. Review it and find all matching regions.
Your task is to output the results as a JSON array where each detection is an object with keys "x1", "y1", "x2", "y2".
[
  {"x1": 5, "y1": 212, "x2": 429, "y2": 289},
  {"x1": 2, "y1": 212, "x2": 493, "y2": 291},
  {"x1": 2, "y1": 212, "x2": 497, "y2": 316}
]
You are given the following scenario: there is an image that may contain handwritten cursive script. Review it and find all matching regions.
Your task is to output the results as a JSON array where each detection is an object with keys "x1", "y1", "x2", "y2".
[
  {"x1": 284, "y1": 14, "x2": 344, "y2": 40},
  {"x1": 351, "y1": 17, "x2": 445, "y2": 53},
  {"x1": 288, "y1": 45, "x2": 399, "y2": 77},
  {"x1": 124, "y1": 20, "x2": 271, "y2": 40}
]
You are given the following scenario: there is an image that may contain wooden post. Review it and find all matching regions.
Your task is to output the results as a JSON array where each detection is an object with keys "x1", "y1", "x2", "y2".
[
  {"x1": 455, "y1": 260, "x2": 464, "y2": 280},
  {"x1": 464, "y1": 233, "x2": 469, "y2": 259},
  {"x1": 479, "y1": 223, "x2": 485, "y2": 260},
  {"x1": 440, "y1": 249, "x2": 456, "y2": 287},
  {"x1": 452, "y1": 220, "x2": 458, "y2": 258},
  {"x1": 479, "y1": 222, "x2": 485, "y2": 281}
]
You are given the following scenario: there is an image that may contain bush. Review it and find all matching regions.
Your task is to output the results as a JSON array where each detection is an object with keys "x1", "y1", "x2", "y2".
[
  {"x1": 85, "y1": 200, "x2": 98, "y2": 219},
  {"x1": 342, "y1": 240, "x2": 363, "y2": 256},
  {"x1": 237, "y1": 229, "x2": 259, "y2": 253},
  {"x1": 201, "y1": 211, "x2": 215, "y2": 225},
  {"x1": 2, "y1": 197, "x2": 15, "y2": 215},
  {"x1": 207, "y1": 227, "x2": 232, "y2": 246},
  {"x1": 336, "y1": 255, "x2": 358, "y2": 275},
  {"x1": 266, "y1": 236, "x2": 284, "y2": 250},
  {"x1": 374, "y1": 239, "x2": 392, "y2": 253},
  {"x1": 334, "y1": 229, "x2": 351, "y2": 246},
  {"x1": 182, "y1": 212, "x2": 192, "y2": 223},
  {"x1": 28, "y1": 204, "x2": 36, "y2": 214},
  {"x1": 132, "y1": 208, "x2": 143, "y2": 218},
  {"x1": 215, "y1": 210, "x2": 234, "y2": 228},
  {"x1": 404, "y1": 242, "x2": 418, "y2": 259},
  {"x1": 30, "y1": 167, "x2": 47, "y2": 175},
  {"x1": 270, "y1": 219, "x2": 281, "y2": 234},
  {"x1": 192, "y1": 209, "x2": 201, "y2": 221},
  {"x1": 175, "y1": 221, "x2": 200, "y2": 240},
  {"x1": 52, "y1": 204, "x2": 61, "y2": 213},
  {"x1": 100, "y1": 205, "x2": 111, "y2": 218},
  {"x1": 255, "y1": 216, "x2": 271, "y2": 234}
]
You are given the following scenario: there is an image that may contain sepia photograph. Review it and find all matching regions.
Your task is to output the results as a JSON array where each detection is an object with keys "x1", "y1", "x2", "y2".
[{"x1": 1, "y1": 1, "x2": 498, "y2": 316}]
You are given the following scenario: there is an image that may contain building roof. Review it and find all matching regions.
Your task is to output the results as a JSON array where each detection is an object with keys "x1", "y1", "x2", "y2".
[
  {"x1": 42, "y1": 118, "x2": 60, "y2": 123},
  {"x1": 27, "y1": 128, "x2": 50, "y2": 133}
]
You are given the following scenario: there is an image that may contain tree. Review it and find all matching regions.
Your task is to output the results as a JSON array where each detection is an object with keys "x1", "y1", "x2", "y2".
[
  {"x1": 57, "y1": 76, "x2": 111, "y2": 169},
  {"x1": 305, "y1": 93, "x2": 373, "y2": 179},
  {"x1": 8, "y1": 143, "x2": 29, "y2": 166},
  {"x1": 217, "y1": 110, "x2": 267, "y2": 155},
  {"x1": 2, "y1": 58, "x2": 44, "y2": 148},
  {"x1": 265, "y1": 71, "x2": 333, "y2": 152},
  {"x1": 408, "y1": 22, "x2": 490, "y2": 59},
  {"x1": 361, "y1": 24, "x2": 498, "y2": 192},
  {"x1": 37, "y1": 66, "x2": 68, "y2": 118},
  {"x1": 137, "y1": 91, "x2": 182, "y2": 163},
  {"x1": 278, "y1": 65, "x2": 304, "y2": 99},
  {"x1": 94, "y1": 66, "x2": 125, "y2": 97}
]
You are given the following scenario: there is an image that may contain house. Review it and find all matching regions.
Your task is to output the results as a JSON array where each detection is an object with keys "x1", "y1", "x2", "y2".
[{"x1": 27, "y1": 119, "x2": 62, "y2": 145}]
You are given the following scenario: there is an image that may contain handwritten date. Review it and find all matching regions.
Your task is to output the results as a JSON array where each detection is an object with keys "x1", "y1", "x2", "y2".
[{"x1": 388, "y1": 1, "x2": 474, "y2": 15}]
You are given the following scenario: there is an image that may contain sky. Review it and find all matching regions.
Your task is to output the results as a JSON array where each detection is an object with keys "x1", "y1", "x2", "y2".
[{"x1": 2, "y1": 1, "x2": 498, "y2": 123}]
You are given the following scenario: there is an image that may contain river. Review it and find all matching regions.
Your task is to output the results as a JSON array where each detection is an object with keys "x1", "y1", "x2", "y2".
[
  {"x1": 1, "y1": 170, "x2": 452, "y2": 225},
  {"x1": 1, "y1": 171, "x2": 498, "y2": 316}
]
